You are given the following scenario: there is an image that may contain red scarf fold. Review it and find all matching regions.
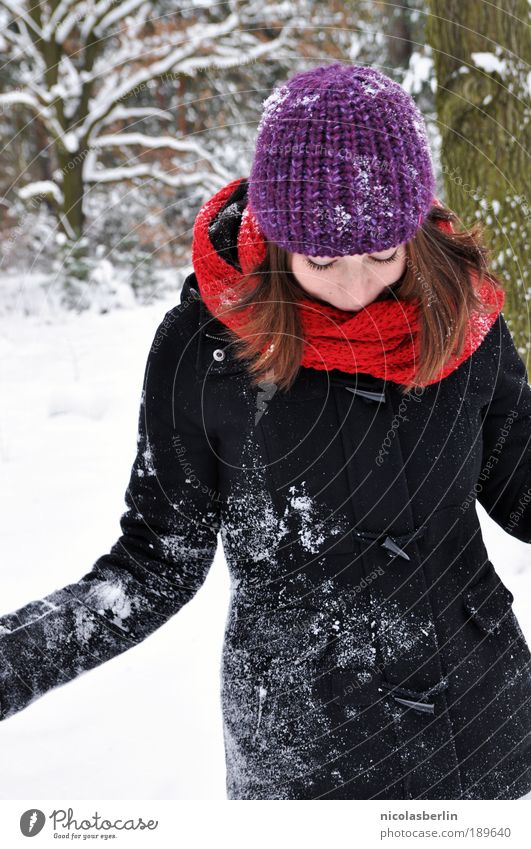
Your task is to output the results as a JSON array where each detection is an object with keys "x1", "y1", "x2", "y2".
[{"x1": 192, "y1": 177, "x2": 505, "y2": 386}]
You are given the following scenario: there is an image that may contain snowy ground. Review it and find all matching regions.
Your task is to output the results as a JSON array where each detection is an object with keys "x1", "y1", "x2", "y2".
[{"x1": 0, "y1": 275, "x2": 530, "y2": 799}]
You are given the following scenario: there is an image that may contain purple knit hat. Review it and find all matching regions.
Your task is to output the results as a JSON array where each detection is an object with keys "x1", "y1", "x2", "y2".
[{"x1": 247, "y1": 63, "x2": 436, "y2": 257}]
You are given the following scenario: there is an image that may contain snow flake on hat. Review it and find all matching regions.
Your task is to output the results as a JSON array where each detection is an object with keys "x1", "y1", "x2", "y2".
[
  {"x1": 294, "y1": 92, "x2": 321, "y2": 109},
  {"x1": 333, "y1": 204, "x2": 352, "y2": 234},
  {"x1": 357, "y1": 76, "x2": 389, "y2": 96},
  {"x1": 259, "y1": 84, "x2": 290, "y2": 129},
  {"x1": 410, "y1": 108, "x2": 431, "y2": 149}
]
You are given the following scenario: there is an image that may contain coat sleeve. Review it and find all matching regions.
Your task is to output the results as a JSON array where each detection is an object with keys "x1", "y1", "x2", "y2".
[
  {"x1": 0, "y1": 301, "x2": 221, "y2": 720},
  {"x1": 476, "y1": 313, "x2": 531, "y2": 544}
]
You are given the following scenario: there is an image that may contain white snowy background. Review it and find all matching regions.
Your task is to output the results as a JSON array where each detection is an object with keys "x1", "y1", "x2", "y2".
[{"x1": 0, "y1": 270, "x2": 529, "y2": 800}]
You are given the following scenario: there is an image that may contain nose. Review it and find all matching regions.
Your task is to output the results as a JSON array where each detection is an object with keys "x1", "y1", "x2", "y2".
[{"x1": 344, "y1": 255, "x2": 366, "y2": 269}]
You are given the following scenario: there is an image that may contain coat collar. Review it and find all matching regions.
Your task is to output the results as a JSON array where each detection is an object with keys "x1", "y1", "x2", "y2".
[
  {"x1": 181, "y1": 271, "x2": 251, "y2": 378},
  {"x1": 182, "y1": 270, "x2": 389, "y2": 400}
]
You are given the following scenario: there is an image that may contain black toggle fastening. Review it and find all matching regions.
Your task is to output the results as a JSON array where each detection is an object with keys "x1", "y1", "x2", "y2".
[
  {"x1": 380, "y1": 677, "x2": 449, "y2": 716},
  {"x1": 344, "y1": 386, "x2": 386, "y2": 403},
  {"x1": 352, "y1": 523, "x2": 428, "y2": 561},
  {"x1": 380, "y1": 535, "x2": 410, "y2": 560},
  {"x1": 392, "y1": 696, "x2": 435, "y2": 714}
]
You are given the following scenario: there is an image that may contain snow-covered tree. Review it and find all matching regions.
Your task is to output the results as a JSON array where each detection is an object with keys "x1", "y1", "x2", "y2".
[{"x1": 0, "y1": 0, "x2": 296, "y2": 239}]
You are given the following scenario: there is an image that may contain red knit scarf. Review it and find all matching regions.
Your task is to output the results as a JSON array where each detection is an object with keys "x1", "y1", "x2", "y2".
[{"x1": 192, "y1": 177, "x2": 505, "y2": 386}]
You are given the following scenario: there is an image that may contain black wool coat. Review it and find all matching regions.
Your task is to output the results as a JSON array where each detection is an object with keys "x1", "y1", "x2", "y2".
[{"x1": 1, "y1": 258, "x2": 530, "y2": 800}]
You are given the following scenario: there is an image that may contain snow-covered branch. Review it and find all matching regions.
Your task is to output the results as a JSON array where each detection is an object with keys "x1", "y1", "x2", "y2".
[
  {"x1": 97, "y1": 105, "x2": 171, "y2": 126},
  {"x1": 80, "y1": 0, "x2": 147, "y2": 43},
  {"x1": 0, "y1": 1, "x2": 43, "y2": 38},
  {"x1": 0, "y1": 90, "x2": 81, "y2": 157},
  {"x1": 91, "y1": 132, "x2": 233, "y2": 182},
  {"x1": 41, "y1": 1, "x2": 93, "y2": 43},
  {"x1": 55, "y1": 8, "x2": 84, "y2": 44},
  {"x1": 92, "y1": 132, "x2": 216, "y2": 157},
  {"x1": 93, "y1": 0, "x2": 148, "y2": 36},
  {"x1": 177, "y1": 26, "x2": 296, "y2": 76},
  {"x1": 18, "y1": 180, "x2": 63, "y2": 205},
  {"x1": 85, "y1": 162, "x2": 223, "y2": 193},
  {"x1": 80, "y1": 0, "x2": 116, "y2": 39},
  {"x1": 0, "y1": 10, "x2": 40, "y2": 58},
  {"x1": 82, "y1": 11, "x2": 242, "y2": 135},
  {"x1": 0, "y1": 90, "x2": 42, "y2": 110},
  {"x1": 43, "y1": 0, "x2": 80, "y2": 37}
]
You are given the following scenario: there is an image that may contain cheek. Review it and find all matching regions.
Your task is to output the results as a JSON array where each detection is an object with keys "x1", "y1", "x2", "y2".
[
  {"x1": 384, "y1": 254, "x2": 407, "y2": 280},
  {"x1": 291, "y1": 260, "x2": 328, "y2": 292},
  {"x1": 291, "y1": 258, "x2": 352, "y2": 293},
  {"x1": 366, "y1": 256, "x2": 406, "y2": 284}
]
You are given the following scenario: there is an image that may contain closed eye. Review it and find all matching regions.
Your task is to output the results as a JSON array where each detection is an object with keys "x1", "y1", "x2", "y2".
[
  {"x1": 305, "y1": 258, "x2": 335, "y2": 271},
  {"x1": 305, "y1": 250, "x2": 399, "y2": 272},
  {"x1": 368, "y1": 250, "x2": 398, "y2": 265}
]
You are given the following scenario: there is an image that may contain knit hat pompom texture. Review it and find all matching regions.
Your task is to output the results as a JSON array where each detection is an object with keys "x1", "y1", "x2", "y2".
[{"x1": 248, "y1": 63, "x2": 436, "y2": 257}]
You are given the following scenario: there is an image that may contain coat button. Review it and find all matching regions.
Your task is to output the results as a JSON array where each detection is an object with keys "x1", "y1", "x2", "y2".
[
  {"x1": 189, "y1": 286, "x2": 200, "y2": 299},
  {"x1": 213, "y1": 348, "x2": 225, "y2": 362}
]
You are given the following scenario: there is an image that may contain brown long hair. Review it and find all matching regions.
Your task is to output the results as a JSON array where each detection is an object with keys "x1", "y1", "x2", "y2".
[{"x1": 220, "y1": 202, "x2": 504, "y2": 395}]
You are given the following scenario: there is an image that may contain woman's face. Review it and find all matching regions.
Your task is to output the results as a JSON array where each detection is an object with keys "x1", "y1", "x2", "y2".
[{"x1": 288, "y1": 243, "x2": 408, "y2": 312}]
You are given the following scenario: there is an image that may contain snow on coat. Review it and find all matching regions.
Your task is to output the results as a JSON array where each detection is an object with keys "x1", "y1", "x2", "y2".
[{"x1": 0, "y1": 202, "x2": 530, "y2": 800}]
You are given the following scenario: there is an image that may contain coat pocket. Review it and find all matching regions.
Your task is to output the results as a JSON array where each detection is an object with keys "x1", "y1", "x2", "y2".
[
  {"x1": 461, "y1": 561, "x2": 531, "y2": 747},
  {"x1": 221, "y1": 601, "x2": 331, "y2": 748},
  {"x1": 461, "y1": 561, "x2": 531, "y2": 666},
  {"x1": 462, "y1": 562, "x2": 514, "y2": 636}
]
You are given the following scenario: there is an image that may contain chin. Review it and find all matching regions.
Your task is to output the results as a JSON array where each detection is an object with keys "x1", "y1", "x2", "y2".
[
  {"x1": 308, "y1": 291, "x2": 361, "y2": 310},
  {"x1": 332, "y1": 297, "x2": 365, "y2": 311}
]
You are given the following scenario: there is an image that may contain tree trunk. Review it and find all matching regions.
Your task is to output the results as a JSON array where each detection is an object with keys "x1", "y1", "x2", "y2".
[
  {"x1": 427, "y1": 0, "x2": 531, "y2": 370},
  {"x1": 57, "y1": 150, "x2": 85, "y2": 239},
  {"x1": 386, "y1": 1, "x2": 414, "y2": 70}
]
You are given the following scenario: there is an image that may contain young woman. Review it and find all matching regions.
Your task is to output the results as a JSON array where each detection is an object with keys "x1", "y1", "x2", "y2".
[{"x1": 1, "y1": 63, "x2": 530, "y2": 801}]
